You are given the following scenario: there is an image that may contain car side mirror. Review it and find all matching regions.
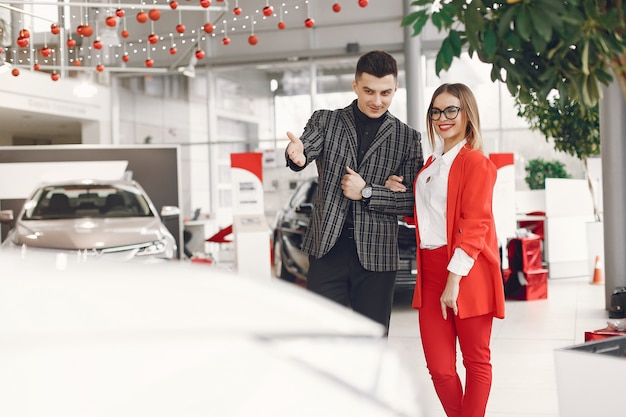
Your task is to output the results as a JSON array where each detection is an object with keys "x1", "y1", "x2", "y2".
[
  {"x1": 295, "y1": 203, "x2": 313, "y2": 214},
  {"x1": 0, "y1": 210, "x2": 14, "y2": 223},
  {"x1": 161, "y1": 206, "x2": 181, "y2": 218}
]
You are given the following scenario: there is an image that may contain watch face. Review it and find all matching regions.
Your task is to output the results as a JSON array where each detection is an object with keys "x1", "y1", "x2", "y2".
[{"x1": 362, "y1": 186, "x2": 372, "y2": 199}]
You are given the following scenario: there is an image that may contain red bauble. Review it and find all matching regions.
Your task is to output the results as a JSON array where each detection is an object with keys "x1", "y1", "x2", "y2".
[
  {"x1": 11, "y1": 68, "x2": 19, "y2": 77},
  {"x1": 176, "y1": 24, "x2": 185, "y2": 33},
  {"x1": 148, "y1": 9, "x2": 161, "y2": 21},
  {"x1": 263, "y1": 6, "x2": 273, "y2": 16},
  {"x1": 67, "y1": 37, "x2": 76, "y2": 47},
  {"x1": 19, "y1": 29, "x2": 30, "y2": 38},
  {"x1": 148, "y1": 33, "x2": 159, "y2": 44},
  {"x1": 169, "y1": 46, "x2": 177, "y2": 55},
  {"x1": 332, "y1": 3, "x2": 341, "y2": 12},
  {"x1": 116, "y1": 8, "x2": 125, "y2": 18},
  {"x1": 105, "y1": 16, "x2": 117, "y2": 27},
  {"x1": 195, "y1": 49, "x2": 205, "y2": 59},
  {"x1": 136, "y1": 11, "x2": 148, "y2": 23},
  {"x1": 203, "y1": 23, "x2": 214, "y2": 33},
  {"x1": 121, "y1": 30, "x2": 130, "y2": 38},
  {"x1": 33, "y1": 63, "x2": 40, "y2": 71},
  {"x1": 248, "y1": 34, "x2": 258, "y2": 45},
  {"x1": 73, "y1": 59, "x2": 82, "y2": 66},
  {"x1": 233, "y1": 7, "x2": 242, "y2": 15},
  {"x1": 122, "y1": 54, "x2": 130, "y2": 62},
  {"x1": 51, "y1": 23, "x2": 61, "y2": 34},
  {"x1": 51, "y1": 73, "x2": 60, "y2": 81},
  {"x1": 358, "y1": 0, "x2": 368, "y2": 7},
  {"x1": 81, "y1": 25, "x2": 93, "y2": 37},
  {"x1": 96, "y1": 64, "x2": 105, "y2": 72},
  {"x1": 16, "y1": 36, "x2": 29, "y2": 48},
  {"x1": 200, "y1": 0, "x2": 211, "y2": 7},
  {"x1": 145, "y1": 58, "x2": 154, "y2": 67},
  {"x1": 93, "y1": 39, "x2": 103, "y2": 49},
  {"x1": 304, "y1": 18, "x2": 315, "y2": 28},
  {"x1": 170, "y1": 1, "x2": 178, "y2": 10},
  {"x1": 278, "y1": 21, "x2": 286, "y2": 30},
  {"x1": 222, "y1": 37, "x2": 230, "y2": 46},
  {"x1": 40, "y1": 47, "x2": 52, "y2": 57},
  {"x1": 76, "y1": 25, "x2": 84, "y2": 35},
  {"x1": 216, "y1": 0, "x2": 223, "y2": 2}
]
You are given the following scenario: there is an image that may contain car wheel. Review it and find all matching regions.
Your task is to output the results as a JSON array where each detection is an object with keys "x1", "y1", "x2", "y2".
[{"x1": 273, "y1": 236, "x2": 297, "y2": 282}]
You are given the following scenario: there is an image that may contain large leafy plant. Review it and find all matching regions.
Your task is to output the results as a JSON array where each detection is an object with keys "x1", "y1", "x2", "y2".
[
  {"x1": 402, "y1": 0, "x2": 626, "y2": 109},
  {"x1": 525, "y1": 158, "x2": 571, "y2": 190}
]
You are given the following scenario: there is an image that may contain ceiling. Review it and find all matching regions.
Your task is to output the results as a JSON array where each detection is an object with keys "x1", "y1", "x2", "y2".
[{"x1": 0, "y1": 0, "x2": 404, "y2": 144}]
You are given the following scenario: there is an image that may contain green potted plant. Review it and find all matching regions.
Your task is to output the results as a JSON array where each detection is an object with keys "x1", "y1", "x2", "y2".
[{"x1": 524, "y1": 158, "x2": 571, "y2": 190}]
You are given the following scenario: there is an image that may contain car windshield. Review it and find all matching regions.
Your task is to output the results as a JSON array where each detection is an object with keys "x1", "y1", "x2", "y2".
[{"x1": 22, "y1": 184, "x2": 154, "y2": 220}]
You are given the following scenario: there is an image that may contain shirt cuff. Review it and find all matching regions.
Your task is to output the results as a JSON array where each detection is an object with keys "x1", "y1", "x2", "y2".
[{"x1": 447, "y1": 247, "x2": 475, "y2": 277}]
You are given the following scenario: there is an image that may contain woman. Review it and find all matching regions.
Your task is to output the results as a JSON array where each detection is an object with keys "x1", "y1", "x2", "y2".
[{"x1": 390, "y1": 83, "x2": 505, "y2": 417}]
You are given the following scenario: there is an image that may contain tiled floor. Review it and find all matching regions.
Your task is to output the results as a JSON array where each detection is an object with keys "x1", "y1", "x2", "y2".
[{"x1": 388, "y1": 276, "x2": 609, "y2": 417}]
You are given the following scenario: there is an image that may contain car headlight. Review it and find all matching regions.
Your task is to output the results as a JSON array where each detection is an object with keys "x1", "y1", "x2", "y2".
[{"x1": 135, "y1": 240, "x2": 168, "y2": 257}]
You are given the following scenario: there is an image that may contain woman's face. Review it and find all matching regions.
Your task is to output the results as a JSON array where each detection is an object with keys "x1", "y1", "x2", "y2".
[{"x1": 431, "y1": 92, "x2": 466, "y2": 144}]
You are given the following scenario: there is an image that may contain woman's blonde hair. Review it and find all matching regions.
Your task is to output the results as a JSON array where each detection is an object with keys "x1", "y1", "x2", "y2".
[{"x1": 426, "y1": 83, "x2": 483, "y2": 151}]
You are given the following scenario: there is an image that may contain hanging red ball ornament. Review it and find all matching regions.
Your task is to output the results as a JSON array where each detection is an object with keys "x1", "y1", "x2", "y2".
[
  {"x1": 248, "y1": 34, "x2": 258, "y2": 45},
  {"x1": 40, "y1": 47, "x2": 52, "y2": 57},
  {"x1": 19, "y1": 29, "x2": 30, "y2": 38},
  {"x1": 51, "y1": 73, "x2": 60, "y2": 81},
  {"x1": 358, "y1": 0, "x2": 368, "y2": 7},
  {"x1": 73, "y1": 59, "x2": 82, "y2": 66},
  {"x1": 105, "y1": 16, "x2": 117, "y2": 27},
  {"x1": 11, "y1": 68, "x2": 19, "y2": 77},
  {"x1": 121, "y1": 30, "x2": 130, "y2": 38},
  {"x1": 332, "y1": 3, "x2": 342, "y2": 12},
  {"x1": 195, "y1": 49, "x2": 205, "y2": 59},
  {"x1": 263, "y1": 6, "x2": 273, "y2": 16},
  {"x1": 122, "y1": 53, "x2": 130, "y2": 62},
  {"x1": 148, "y1": 9, "x2": 161, "y2": 21},
  {"x1": 148, "y1": 33, "x2": 159, "y2": 44},
  {"x1": 176, "y1": 24, "x2": 185, "y2": 33},
  {"x1": 136, "y1": 11, "x2": 148, "y2": 23},
  {"x1": 170, "y1": 1, "x2": 178, "y2": 10},
  {"x1": 93, "y1": 39, "x2": 103, "y2": 49},
  {"x1": 51, "y1": 23, "x2": 60, "y2": 34},
  {"x1": 304, "y1": 18, "x2": 315, "y2": 28},
  {"x1": 233, "y1": 7, "x2": 242, "y2": 15},
  {"x1": 16, "y1": 36, "x2": 29, "y2": 48},
  {"x1": 76, "y1": 25, "x2": 84, "y2": 35},
  {"x1": 200, "y1": 0, "x2": 211, "y2": 8},
  {"x1": 203, "y1": 23, "x2": 214, "y2": 33},
  {"x1": 278, "y1": 21, "x2": 286, "y2": 30},
  {"x1": 169, "y1": 46, "x2": 177, "y2": 55},
  {"x1": 67, "y1": 37, "x2": 76, "y2": 47},
  {"x1": 33, "y1": 63, "x2": 40, "y2": 71},
  {"x1": 81, "y1": 25, "x2": 93, "y2": 37},
  {"x1": 96, "y1": 64, "x2": 105, "y2": 72},
  {"x1": 222, "y1": 37, "x2": 230, "y2": 46},
  {"x1": 116, "y1": 8, "x2": 125, "y2": 18},
  {"x1": 145, "y1": 58, "x2": 154, "y2": 67}
]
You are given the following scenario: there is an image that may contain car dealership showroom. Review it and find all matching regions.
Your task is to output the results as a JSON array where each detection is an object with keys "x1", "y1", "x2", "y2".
[{"x1": 1, "y1": 1, "x2": 626, "y2": 416}]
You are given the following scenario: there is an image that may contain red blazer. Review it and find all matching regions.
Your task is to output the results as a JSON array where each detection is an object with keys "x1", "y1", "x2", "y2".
[{"x1": 412, "y1": 145, "x2": 505, "y2": 319}]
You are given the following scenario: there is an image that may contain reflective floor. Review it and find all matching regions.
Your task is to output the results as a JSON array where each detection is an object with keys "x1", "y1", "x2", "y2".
[{"x1": 388, "y1": 276, "x2": 608, "y2": 417}]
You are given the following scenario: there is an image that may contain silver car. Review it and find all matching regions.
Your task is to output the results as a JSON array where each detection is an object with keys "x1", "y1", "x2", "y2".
[{"x1": 0, "y1": 179, "x2": 179, "y2": 261}]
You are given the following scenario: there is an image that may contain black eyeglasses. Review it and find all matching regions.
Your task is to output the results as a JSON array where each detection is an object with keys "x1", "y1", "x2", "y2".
[{"x1": 428, "y1": 106, "x2": 462, "y2": 121}]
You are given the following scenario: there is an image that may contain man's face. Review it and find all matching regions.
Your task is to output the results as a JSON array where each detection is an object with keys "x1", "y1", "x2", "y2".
[{"x1": 352, "y1": 72, "x2": 398, "y2": 119}]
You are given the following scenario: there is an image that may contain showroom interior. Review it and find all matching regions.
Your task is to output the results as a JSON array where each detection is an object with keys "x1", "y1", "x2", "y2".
[{"x1": 1, "y1": 1, "x2": 626, "y2": 417}]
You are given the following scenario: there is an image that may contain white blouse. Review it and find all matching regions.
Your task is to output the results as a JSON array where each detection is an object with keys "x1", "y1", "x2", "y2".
[{"x1": 415, "y1": 139, "x2": 475, "y2": 276}]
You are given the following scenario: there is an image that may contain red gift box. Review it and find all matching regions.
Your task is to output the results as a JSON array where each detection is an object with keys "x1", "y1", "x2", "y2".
[
  {"x1": 504, "y1": 269, "x2": 548, "y2": 301},
  {"x1": 584, "y1": 327, "x2": 626, "y2": 342}
]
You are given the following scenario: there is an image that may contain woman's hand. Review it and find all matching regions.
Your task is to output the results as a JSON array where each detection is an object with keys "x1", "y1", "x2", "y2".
[
  {"x1": 440, "y1": 273, "x2": 462, "y2": 319},
  {"x1": 384, "y1": 175, "x2": 406, "y2": 192}
]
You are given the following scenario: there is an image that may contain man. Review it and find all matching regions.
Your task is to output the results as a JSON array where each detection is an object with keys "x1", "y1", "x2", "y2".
[{"x1": 285, "y1": 50, "x2": 423, "y2": 330}]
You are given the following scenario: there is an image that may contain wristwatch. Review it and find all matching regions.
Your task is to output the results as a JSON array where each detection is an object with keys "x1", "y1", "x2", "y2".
[{"x1": 361, "y1": 184, "x2": 372, "y2": 200}]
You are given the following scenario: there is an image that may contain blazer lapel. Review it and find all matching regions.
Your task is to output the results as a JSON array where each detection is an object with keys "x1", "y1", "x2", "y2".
[
  {"x1": 340, "y1": 107, "x2": 359, "y2": 165},
  {"x1": 360, "y1": 115, "x2": 392, "y2": 164}
]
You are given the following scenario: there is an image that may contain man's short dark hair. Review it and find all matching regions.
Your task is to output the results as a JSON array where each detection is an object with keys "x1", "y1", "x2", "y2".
[{"x1": 355, "y1": 50, "x2": 398, "y2": 80}]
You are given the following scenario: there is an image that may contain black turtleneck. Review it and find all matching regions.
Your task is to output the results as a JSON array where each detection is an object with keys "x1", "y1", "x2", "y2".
[{"x1": 352, "y1": 100, "x2": 386, "y2": 166}]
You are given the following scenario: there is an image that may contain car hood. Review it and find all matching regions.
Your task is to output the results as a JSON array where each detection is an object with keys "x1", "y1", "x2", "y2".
[{"x1": 11, "y1": 218, "x2": 168, "y2": 250}]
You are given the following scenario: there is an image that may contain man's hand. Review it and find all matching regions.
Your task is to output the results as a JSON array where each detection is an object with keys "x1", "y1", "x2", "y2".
[
  {"x1": 385, "y1": 175, "x2": 406, "y2": 192},
  {"x1": 286, "y1": 131, "x2": 306, "y2": 167},
  {"x1": 341, "y1": 166, "x2": 366, "y2": 200}
]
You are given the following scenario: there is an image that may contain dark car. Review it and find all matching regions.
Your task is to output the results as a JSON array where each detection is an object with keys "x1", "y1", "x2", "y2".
[{"x1": 272, "y1": 177, "x2": 417, "y2": 291}]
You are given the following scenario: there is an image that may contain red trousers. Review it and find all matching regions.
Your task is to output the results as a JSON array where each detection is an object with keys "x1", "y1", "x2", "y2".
[{"x1": 418, "y1": 247, "x2": 494, "y2": 417}]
